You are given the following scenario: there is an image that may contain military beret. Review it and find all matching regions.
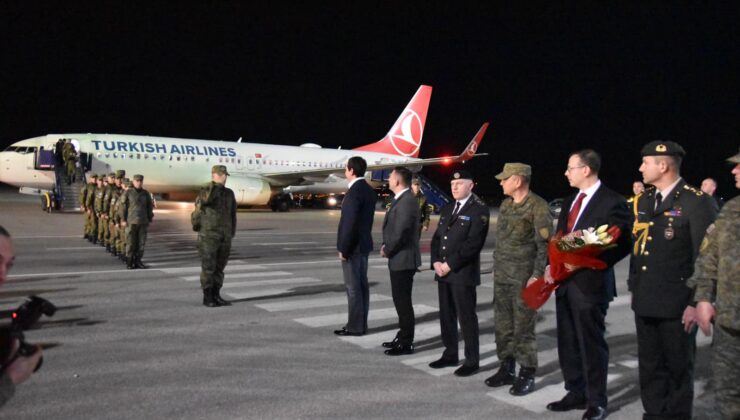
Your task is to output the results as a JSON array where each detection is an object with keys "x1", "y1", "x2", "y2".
[
  {"x1": 115, "y1": 169, "x2": 126, "y2": 178},
  {"x1": 641, "y1": 141, "x2": 686, "y2": 157},
  {"x1": 212, "y1": 165, "x2": 230, "y2": 176},
  {"x1": 727, "y1": 147, "x2": 740, "y2": 164},
  {"x1": 451, "y1": 170, "x2": 474, "y2": 182},
  {"x1": 133, "y1": 174, "x2": 144, "y2": 181},
  {"x1": 495, "y1": 163, "x2": 532, "y2": 180}
]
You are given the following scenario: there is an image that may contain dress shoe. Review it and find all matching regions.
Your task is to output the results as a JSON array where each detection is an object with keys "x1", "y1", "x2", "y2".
[
  {"x1": 334, "y1": 328, "x2": 363, "y2": 336},
  {"x1": 382, "y1": 338, "x2": 399, "y2": 348},
  {"x1": 454, "y1": 363, "x2": 480, "y2": 377},
  {"x1": 509, "y1": 367, "x2": 536, "y2": 396},
  {"x1": 546, "y1": 392, "x2": 587, "y2": 412},
  {"x1": 428, "y1": 357, "x2": 459, "y2": 369},
  {"x1": 484, "y1": 357, "x2": 516, "y2": 387},
  {"x1": 384, "y1": 344, "x2": 414, "y2": 356},
  {"x1": 582, "y1": 406, "x2": 606, "y2": 420}
]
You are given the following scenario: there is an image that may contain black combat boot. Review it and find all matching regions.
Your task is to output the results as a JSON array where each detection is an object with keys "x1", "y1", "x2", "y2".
[
  {"x1": 126, "y1": 256, "x2": 136, "y2": 269},
  {"x1": 111, "y1": 248, "x2": 117, "y2": 257},
  {"x1": 484, "y1": 356, "x2": 516, "y2": 387},
  {"x1": 509, "y1": 367, "x2": 536, "y2": 396},
  {"x1": 134, "y1": 257, "x2": 148, "y2": 269},
  {"x1": 203, "y1": 288, "x2": 220, "y2": 307},
  {"x1": 105, "y1": 245, "x2": 112, "y2": 253},
  {"x1": 213, "y1": 286, "x2": 231, "y2": 306},
  {"x1": 91, "y1": 237, "x2": 97, "y2": 245}
]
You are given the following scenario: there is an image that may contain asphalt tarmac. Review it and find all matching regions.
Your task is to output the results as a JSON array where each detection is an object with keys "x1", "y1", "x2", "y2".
[{"x1": 0, "y1": 187, "x2": 713, "y2": 419}]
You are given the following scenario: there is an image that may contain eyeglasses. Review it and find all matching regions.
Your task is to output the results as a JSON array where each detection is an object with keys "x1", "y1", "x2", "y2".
[{"x1": 565, "y1": 165, "x2": 586, "y2": 172}]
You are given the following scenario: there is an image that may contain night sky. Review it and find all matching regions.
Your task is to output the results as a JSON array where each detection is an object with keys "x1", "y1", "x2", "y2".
[{"x1": 2, "y1": 3, "x2": 738, "y2": 202}]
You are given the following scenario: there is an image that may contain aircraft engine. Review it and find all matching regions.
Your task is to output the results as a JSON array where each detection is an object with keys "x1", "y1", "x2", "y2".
[{"x1": 228, "y1": 176, "x2": 272, "y2": 206}]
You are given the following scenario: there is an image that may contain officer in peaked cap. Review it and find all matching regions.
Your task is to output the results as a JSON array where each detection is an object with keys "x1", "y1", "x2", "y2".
[
  {"x1": 428, "y1": 169, "x2": 490, "y2": 377},
  {"x1": 194, "y1": 165, "x2": 237, "y2": 307},
  {"x1": 629, "y1": 140, "x2": 718, "y2": 419}
]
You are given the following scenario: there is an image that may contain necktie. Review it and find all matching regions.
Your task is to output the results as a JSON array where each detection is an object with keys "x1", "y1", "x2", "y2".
[
  {"x1": 451, "y1": 201, "x2": 461, "y2": 218},
  {"x1": 566, "y1": 192, "x2": 586, "y2": 232},
  {"x1": 655, "y1": 192, "x2": 663, "y2": 210}
]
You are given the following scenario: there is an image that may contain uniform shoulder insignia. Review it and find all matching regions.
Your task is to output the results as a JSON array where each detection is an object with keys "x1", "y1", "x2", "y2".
[
  {"x1": 683, "y1": 184, "x2": 703, "y2": 196},
  {"x1": 539, "y1": 227, "x2": 550, "y2": 240}
]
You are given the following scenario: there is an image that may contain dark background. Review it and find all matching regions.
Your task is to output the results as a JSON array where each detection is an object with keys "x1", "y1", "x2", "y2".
[{"x1": 2, "y1": 2, "x2": 738, "y2": 202}]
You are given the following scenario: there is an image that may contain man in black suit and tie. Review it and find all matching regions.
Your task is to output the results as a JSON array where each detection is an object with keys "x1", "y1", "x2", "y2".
[
  {"x1": 335, "y1": 156, "x2": 377, "y2": 336},
  {"x1": 545, "y1": 150, "x2": 631, "y2": 420},
  {"x1": 380, "y1": 167, "x2": 421, "y2": 355},
  {"x1": 429, "y1": 170, "x2": 490, "y2": 377}
]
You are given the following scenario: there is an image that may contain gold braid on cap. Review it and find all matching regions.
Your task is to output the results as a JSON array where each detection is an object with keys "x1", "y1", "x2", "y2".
[{"x1": 631, "y1": 193, "x2": 650, "y2": 256}]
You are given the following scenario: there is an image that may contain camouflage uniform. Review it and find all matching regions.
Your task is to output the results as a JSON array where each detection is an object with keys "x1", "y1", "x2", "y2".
[
  {"x1": 85, "y1": 177, "x2": 99, "y2": 241},
  {"x1": 79, "y1": 178, "x2": 91, "y2": 237},
  {"x1": 119, "y1": 175, "x2": 154, "y2": 267},
  {"x1": 62, "y1": 142, "x2": 77, "y2": 184},
  {"x1": 195, "y1": 179, "x2": 237, "y2": 293},
  {"x1": 416, "y1": 192, "x2": 431, "y2": 232},
  {"x1": 688, "y1": 195, "x2": 740, "y2": 420},
  {"x1": 493, "y1": 191, "x2": 551, "y2": 370},
  {"x1": 94, "y1": 179, "x2": 107, "y2": 243},
  {"x1": 101, "y1": 174, "x2": 116, "y2": 248},
  {"x1": 108, "y1": 182, "x2": 122, "y2": 255}
]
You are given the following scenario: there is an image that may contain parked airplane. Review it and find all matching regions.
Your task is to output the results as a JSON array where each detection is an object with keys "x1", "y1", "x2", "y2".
[{"x1": 0, "y1": 85, "x2": 488, "y2": 208}]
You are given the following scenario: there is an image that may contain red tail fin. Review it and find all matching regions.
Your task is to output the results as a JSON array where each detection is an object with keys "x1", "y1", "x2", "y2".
[
  {"x1": 459, "y1": 123, "x2": 489, "y2": 162},
  {"x1": 353, "y1": 85, "x2": 432, "y2": 158}
]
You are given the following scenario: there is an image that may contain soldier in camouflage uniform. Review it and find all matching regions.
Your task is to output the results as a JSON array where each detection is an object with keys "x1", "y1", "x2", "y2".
[
  {"x1": 193, "y1": 165, "x2": 237, "y2": 307},
  {"x1": 629, "y1": 141, "x2": 718, "y2": 419},
  {"x1": 84, "y1": 175, "x2": 99, "y2": 243},
  {"x1": 688, "y1": 149, "x2": 740, "y2": 420},
  {"x1": 80, "y1": 174, "x2": 96, "y2": 240},
  {"x1": 62, "y1": 140, "x2": 77, "y2": 185},
  {"x1": 485, "y1": 163, "x2": 552, "y2": 396},
  {"x1": 115, "y1": 178, "x2": 130, "y2": 262},
  {"x1": 107, "y1": 171, "x2": 125, "y2": 257},
  {"x1": 119, "y1": 174, "x2": 154, "y2": 269},
  {"x1": 94, "y1": 176, "x2": 107, "y2": 245},
  {"x1": 411, "y1": 179, "x2": 431, "y2": 233},
  {"x1": 101, "y1": 173, "x2": 117, "y2": 252}
]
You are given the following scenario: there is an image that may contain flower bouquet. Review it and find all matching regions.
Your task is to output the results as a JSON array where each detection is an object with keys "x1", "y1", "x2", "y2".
[{"x1": 521, "y1": 224, "x2": 621, "y2": 310}]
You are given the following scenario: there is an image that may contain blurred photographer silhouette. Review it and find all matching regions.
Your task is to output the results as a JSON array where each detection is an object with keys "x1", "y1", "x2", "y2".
[{"x1": 0, "y1": 226, "x2": 42, "y2": 408}]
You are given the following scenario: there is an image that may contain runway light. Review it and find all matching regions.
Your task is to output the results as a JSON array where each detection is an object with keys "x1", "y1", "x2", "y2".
[{"x1": 327, "y1": 197, "x2": 338, "y2": 207}]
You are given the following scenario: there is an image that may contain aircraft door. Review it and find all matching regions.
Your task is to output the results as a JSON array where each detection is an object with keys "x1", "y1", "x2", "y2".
[{"x1": 34, "y1": 147, "x2": 55, "y2": 170}]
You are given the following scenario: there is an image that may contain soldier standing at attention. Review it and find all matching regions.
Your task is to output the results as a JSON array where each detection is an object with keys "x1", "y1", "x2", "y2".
[
  {"x1": 94, "y1": 175, "x2": 107, "y2": 245},
  {"x1": 116, "y1": 178, "x2": 131, "y2": 262},
  {"x1": 485, "y1": 163, "x2": 552, "y2": 396},
  {"x1": 101, "y1": 173, "x2": 117, "y2": 253},
  {"x1": 80, "y1": 174, "x2": 95, "y2": 240},
  {"x1": 428, "y1": 170, "x2": 490, "y2": 377},
  {"x1": 85, "y1": 175, "x2": 99, "y2": 243},
  {"x1": 193, "y1": 165, "x2": 236, "y2": 307},
  {"x1": 629, "y1": 141, "x2": 718, "y2": 420},
  {"x1": 119, "y1": 174, "x2": 154, "y2": 270},
  {"x1": 688, "y1": 149, "x2": 740, "y2": 420},
  {"x1": 108, "y1": 171, "x2": 125, "y2": 257}
]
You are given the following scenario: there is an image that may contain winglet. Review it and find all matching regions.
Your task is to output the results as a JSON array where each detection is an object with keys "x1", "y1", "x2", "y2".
[{"x1": 457, "y1": 122, "x2": 489, "y2": 162}]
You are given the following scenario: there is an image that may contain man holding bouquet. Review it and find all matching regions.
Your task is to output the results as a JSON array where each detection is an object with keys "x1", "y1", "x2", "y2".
[
  {"x1": 546, "y1": 150, "x2": 631, "y2": 420},
  {"x1": 629, "y1": 141, "x2": 717, "y2": 420}
]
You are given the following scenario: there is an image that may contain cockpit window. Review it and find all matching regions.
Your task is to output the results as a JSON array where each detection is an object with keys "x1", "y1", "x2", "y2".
[
  {"x1": 2, "y1": 146, "x2": 18, "y2": 152},
  {"x1": 16, "y1": 146, "x2": 36, "y2": 154}
]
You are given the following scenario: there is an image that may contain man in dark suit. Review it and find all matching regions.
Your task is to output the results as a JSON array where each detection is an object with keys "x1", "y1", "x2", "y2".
[
  {"x1": 380, "y1": 166, "x2": 421, "y2": 355},
  {"x1": 545, "y1": 149, "x2": 631, "y2": 420},
  {"x1": 429, "y1": 170, "x2": 490, "y2": 377},
  {"x1": 629, "y1": 141, "x2": 717, "y2": 420},
  {"x1": 335, "y1": 156, "x2": 377, "y2": 336}
]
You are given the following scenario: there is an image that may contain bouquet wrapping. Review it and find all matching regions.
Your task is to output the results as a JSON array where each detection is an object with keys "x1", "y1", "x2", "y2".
[{"x1": 521, "y1": 225, "x2": 621, "y2": 310}]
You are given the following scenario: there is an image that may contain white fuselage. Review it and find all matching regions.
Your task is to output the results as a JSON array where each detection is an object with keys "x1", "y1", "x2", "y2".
[{"x1": 0, "y1": 134, "x2": 417, "y2": 204}]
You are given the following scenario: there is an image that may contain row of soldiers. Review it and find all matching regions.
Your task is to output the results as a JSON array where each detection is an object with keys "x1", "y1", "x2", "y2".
[{"x1": 79, "y1": 171, "x2": 154, "y2": 269}]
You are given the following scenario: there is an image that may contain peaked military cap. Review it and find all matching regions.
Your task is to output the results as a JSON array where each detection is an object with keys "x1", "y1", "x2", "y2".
[
  {"x1": 122, "y1": 178, "x2": 131, "y2": 187},
  {"x1": 495, "y1": 163, "x2": 532, "y2": 180},
  {"x1": 451, "y1": 170, "x2": 474, "y2": 182},
  {"x1": 411, "y1": 178, "x2": 421, "y2": 185},
  {"x1": 133, "y1": 174, "x2": 144, "y2": 181},
  {"x1": 728, "y1": 147, "x2": 740, "y2": 164},
  {"x1": 641, "y1": 141, "x2": 686, "y2": 157},
  {"x1": 90, "y1": 174, "x2": 98, "y2": 179},
  {"x1": 212, "y1": 165, "x2": 230, "y2": 176},
  {"x1": 116, "y1": 170, "x2": 126, "y2": 178},
  {"x1": 107, "y1": 172, "x2": 116, "y2": 178}
]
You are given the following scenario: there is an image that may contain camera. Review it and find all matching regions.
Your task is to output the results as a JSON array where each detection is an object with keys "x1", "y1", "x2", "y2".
[{"x1": 1, "y1": 296, "x2": 56, "y2": 372}]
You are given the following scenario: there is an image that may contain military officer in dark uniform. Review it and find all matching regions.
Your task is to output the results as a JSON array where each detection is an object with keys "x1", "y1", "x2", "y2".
[
  {"x1": 429, "y1": 170, "x2": 490, "y2": 377},
  {"x1": 193, "y1": 165, "x2": 237, "y2": 307},
  {"x1": 629, "y1": 141, "x2": 718, "y2": 420}
]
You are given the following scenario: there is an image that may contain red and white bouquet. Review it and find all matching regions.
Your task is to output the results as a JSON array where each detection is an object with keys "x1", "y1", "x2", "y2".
[{"x1": 521, "y1": 224, "x2": 621, "y2": 310}]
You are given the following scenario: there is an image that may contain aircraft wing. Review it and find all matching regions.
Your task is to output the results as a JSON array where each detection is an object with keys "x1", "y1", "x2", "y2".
[{"x1": 260, "y1": 123, "x2": 489, "y2": 185}]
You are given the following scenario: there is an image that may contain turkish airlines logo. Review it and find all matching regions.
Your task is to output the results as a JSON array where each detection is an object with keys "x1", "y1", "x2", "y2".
[
  {"x1": 466, "y1": 142, "x2": 478, "y2": 155},
  {"x1": 389, "y1": 109, "x2": 423, "y2": 157}
]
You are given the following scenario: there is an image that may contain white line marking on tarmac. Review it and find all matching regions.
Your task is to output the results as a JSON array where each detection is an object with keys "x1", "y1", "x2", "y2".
[
  {"x1": 254, "y1": 241, "x2": 318, "y2": 246},
  {"x1": 256, "y1": 294, "x2": 392, "y2": 312},
  {"x1": 222, "y1": 277, "x2": 321, "y2": 288},
  {"x1": 181, "y1": 271, "x2": 293, "y2": 281},
  {"x1": 282, "y1": 246, "x2": 337, "y2": 250},
  {"x1": 295, "y1": 304, "x2": 438, "y2": 328},
  {"x1": 158, "y1": 264, "x2": 267, "y2": 274}
]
